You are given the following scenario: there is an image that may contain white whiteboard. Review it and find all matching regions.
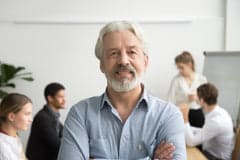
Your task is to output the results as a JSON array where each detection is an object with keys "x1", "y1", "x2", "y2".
[{"x1": 203, "y1": 51, "x2": 240, "y2": 126}]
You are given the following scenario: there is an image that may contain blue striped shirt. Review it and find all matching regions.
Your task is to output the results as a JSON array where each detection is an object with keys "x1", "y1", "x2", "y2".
[{"x1": 58, "y1": 88, "x2": 186, "y2": 160}]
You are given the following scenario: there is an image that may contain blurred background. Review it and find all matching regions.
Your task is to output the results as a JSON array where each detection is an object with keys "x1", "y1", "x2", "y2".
[{"x1": 0, "y1": 0, "x2": 239, "y2": 147}]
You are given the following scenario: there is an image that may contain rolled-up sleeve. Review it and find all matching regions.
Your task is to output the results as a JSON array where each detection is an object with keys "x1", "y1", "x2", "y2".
[
  {"x1": 157, "y1": 104, "x2": 187, "y2": 160},
  {"x1": 58, "y1": 104, "x2": 89, "y2": 160},
  {"x1": 185, "y1": 120, "x2": 219, "y2": 147}
]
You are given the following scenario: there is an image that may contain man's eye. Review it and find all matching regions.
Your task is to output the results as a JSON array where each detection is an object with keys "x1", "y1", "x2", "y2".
[
  {"x1": 25, "y1": 112, "x2": 31, "y2": 115},
  {"x1": 110, "y1": 51, "x2": 118, "y2": 56},
  {"x1": 130, "y1": 51, "x2": 137, "y2": 54}
]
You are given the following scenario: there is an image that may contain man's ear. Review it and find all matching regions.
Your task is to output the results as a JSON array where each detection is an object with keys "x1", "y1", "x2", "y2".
[
  {"x1": 47, "y1": 95, "x2": 53, "y2": 103},
  {"x1": 100, "y1": 60, "x2": 105, "y2": 73},
  {"x1": 7, "y1": 112, "x2": 16, "y2": 122},
  {"x1": 199, "y1": 98, "x2": 205, "y2": 105},
  {"x1": 144, "y1": 54, "x2": 149, "y2": 70}
]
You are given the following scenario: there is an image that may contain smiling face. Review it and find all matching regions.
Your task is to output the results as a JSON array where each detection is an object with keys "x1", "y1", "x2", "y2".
[
  {"x1": 100, "y1": 30, "x2": 148, "y2": 92},
  {"x1": 9, "y1": 102, "x2": 33, "y2": 131}
]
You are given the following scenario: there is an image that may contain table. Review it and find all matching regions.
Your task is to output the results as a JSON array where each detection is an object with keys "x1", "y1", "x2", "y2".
[{"x1": 187, "y1": 147, "x2": 208, "y2": 160}]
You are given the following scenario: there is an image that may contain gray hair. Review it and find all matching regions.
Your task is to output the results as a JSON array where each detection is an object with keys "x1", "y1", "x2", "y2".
[{"x1": 95, "y1": 21, "x2": 148, "y2": 60}]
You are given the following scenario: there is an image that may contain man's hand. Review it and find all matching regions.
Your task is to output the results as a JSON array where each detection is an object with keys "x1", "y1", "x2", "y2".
[
  {"x1": 179, "y1": 103, "x2": 189, "y2": 123},
  {"x1": 153, "y1": 141, "x2": 175, "y2": 160}
]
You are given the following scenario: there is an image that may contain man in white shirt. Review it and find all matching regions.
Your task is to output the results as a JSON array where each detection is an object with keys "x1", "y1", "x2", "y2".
[{"x1": 180, "y1": 83, "x2": 234, "y2": 160}]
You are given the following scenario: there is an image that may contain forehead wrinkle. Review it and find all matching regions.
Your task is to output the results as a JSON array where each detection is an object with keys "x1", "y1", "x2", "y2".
[{"x1": 103, "y1": 31, "x2": 142, "y2": 53}]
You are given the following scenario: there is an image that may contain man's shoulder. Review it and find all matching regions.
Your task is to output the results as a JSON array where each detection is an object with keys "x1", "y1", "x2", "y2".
[
  {"x1": 207, "y1": 106, "x2": 232, "y2": 127},
  {"x1": 70, "y1": 95, "x2": 103, "y2": 112},
  {"x1": 144, "y1": 93, "x2": 182, "y2": 123},
  {"x1": 147, "y1": 93, "x2": 179, "y2": 112},
  {"x1": 33, "y1": 106, "x2": 52, "y2": 122},
  {"x1": 64, "y1": 95, "x2": 103, "y2": 124}
]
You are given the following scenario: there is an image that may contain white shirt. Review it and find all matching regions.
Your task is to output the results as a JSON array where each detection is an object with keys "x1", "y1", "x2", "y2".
[
  {"x1": 185, "y1": 106, "x2": 234, "y2": 160},
  {"x1": 168, "y1": 73, "x2": 207, "y2": 109},
  {"x1": 0, "y1": 133, "x2": 25, "y2": 160}
]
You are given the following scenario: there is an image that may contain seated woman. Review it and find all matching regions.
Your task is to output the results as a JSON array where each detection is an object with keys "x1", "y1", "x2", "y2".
[
  {"x1": 168, "y1": 51, "x2": 207, "y2": 127},
  {"x1": 0, "y1": 93, "x2": 33, "y2": 160},
  {"x1": 181, "y1": 83, "x2": 234, "y2": 160}
]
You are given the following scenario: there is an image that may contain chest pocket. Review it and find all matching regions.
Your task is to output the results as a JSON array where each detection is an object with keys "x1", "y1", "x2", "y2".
[{"x1": 89, "y1": 137, "x2": 109, "y2": 158}]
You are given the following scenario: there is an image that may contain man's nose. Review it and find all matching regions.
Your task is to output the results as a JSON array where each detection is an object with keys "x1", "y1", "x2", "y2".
[{"x1": 117, "y1": 52, "x2": 130, "y2": 65}]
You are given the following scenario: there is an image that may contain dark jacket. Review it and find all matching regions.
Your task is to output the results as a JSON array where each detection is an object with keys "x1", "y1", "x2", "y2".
[{"x1": 26, "y1": 105, "x2": 63, "y2": 160}]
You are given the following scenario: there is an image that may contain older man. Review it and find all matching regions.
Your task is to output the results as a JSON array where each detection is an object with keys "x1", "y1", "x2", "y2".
[{"x1": 58, "y1": 21, "x2": 186, "y2": 160}]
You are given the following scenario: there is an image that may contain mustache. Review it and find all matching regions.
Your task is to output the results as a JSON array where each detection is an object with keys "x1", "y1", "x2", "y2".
[{"x1": 112, "y1": 64, "x2": 136, "y2": 75}]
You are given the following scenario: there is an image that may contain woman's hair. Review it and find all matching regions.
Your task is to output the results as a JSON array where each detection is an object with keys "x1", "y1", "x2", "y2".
[
  {"x1": 197, "y1": 83, "x2": 218, "y2": 105},
  {"x1": 95, "y1": 20, "x2": 148, "y2": 60},
  {"x1": 0, "y1": 93, "x2": 32, "y2": 126},
  {"x1": 175, "y1": 51, "x2": 195, "y2": 71}
]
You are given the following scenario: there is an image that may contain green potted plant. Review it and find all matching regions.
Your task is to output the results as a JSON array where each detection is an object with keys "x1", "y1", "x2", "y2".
[{"x1": 0, "y1": 61, "x2": 34, "y2": 99}]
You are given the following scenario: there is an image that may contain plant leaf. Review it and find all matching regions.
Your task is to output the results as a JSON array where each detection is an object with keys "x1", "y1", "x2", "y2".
[
  {"x1": 3, "y1": 83, "x2": 16, "y2": 88},
  {"x1": 21, "y1": 77, "x2": 34, "y2": 81},
  {"x1": 0, "y1": 89, "x2": 8, "y2": 99},
  {"x1": 0, "y1": 62, "x2": 34, "y2": 91},
  {"x1": 0, "y1": 63, "x2": 19, "y2": 82},
  {"x1": 15, "y1": 66, "x2": 25, "y2": 73},
  {"x1": 15, "y1": 72, "x2": 32, "y2": 77}
]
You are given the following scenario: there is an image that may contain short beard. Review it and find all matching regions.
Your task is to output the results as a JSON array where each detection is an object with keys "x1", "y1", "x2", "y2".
[
  {"x1": 107, "y1": 74, "x2": 142, "y2": 92},
  {"x1": 105, "y1": 64, "x2": 143, "y2": 92}
]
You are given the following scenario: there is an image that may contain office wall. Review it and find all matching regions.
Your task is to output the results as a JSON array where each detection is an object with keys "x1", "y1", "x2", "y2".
[
  {"x1": 225, "y1": 0, "x2": 240, "y2": 50},
  {"x1": 0, "y1": 0, "x2": 225, "y2": 147},
  {"x1": 203, "y1": 51, "x2": 240, "y2": 126}
]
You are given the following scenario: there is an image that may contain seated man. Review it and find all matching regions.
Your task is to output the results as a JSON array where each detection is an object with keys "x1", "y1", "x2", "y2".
[
  {"x1": 57, "y1": 21, "x2": 186, "y2": 160},
  {"x1": 181, "y1": 83, "x2": 234, "y2": 160},
  {"x1": 26, "y1": 82, "x2": 66, "y2": 160}
]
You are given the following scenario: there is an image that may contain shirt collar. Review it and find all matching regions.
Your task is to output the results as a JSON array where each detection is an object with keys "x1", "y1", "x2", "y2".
[
  {"x1": 45, "y1": 105, "x2": 60, "y2": 119},
  {"x1": 100, "y1": 84, "x2": 150, "y2": 111}
]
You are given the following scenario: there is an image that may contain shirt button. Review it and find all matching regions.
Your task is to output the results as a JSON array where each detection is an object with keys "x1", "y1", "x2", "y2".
[{"x1": 137, "y1": 144, "x2": 143, "y2": 151}]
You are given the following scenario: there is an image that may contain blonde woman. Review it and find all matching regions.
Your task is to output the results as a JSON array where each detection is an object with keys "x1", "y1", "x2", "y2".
[
  {"x1": 0, "y1": 93, "x2": 33, "y2": 160},
  {"x1": 168, "y1": 51, "x2": 207, "y2": 127}
]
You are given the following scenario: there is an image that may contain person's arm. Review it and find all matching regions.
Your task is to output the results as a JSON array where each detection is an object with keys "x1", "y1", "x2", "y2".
[
  {"x1": 57, "y1": 104, "x2": 89, "y2": 160},
  {"x1": 185, "y1": 120, "x2": 219, "y2": 147},
  {"x1": 156, "y1": 104, "x2": 187, "y2": 160}
]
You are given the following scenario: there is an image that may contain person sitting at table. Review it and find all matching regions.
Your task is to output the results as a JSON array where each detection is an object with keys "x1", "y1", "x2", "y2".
[
  {"x1": 180, "y1": 83, "x2": 234, "y2": 160},
  {"x1": 168, "y1": 51, "x2": 207, "y2": 128}
]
